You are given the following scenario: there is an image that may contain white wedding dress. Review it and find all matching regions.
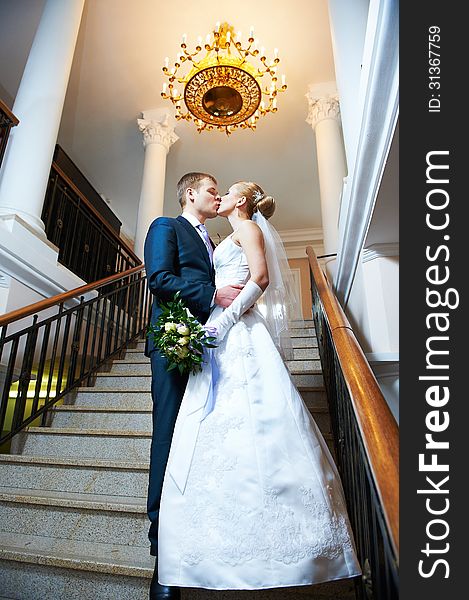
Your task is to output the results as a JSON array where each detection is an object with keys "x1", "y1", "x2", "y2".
[{"x1": 158, "y1": 236, "x2": 361, "y2": 590}]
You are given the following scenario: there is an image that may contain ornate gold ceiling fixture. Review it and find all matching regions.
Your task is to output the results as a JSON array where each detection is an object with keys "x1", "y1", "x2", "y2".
[{"x1": 161, "y1": 22, "x2": 287, "y2": 135}]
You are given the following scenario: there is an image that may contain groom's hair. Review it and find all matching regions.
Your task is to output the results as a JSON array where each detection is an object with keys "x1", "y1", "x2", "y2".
[{"x1": 177, "y1": 172, "x2": 217, "y2": 208}]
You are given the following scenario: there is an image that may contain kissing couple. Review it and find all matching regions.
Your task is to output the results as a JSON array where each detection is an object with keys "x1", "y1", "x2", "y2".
[{"x1": 143, "y1": 172, "x2": 361, "y2": 599}]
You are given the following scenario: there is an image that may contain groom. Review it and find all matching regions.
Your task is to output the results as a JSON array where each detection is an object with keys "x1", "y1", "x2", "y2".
[{"x1": 143, "y1": 172, "x2": 242, "y2": 600}]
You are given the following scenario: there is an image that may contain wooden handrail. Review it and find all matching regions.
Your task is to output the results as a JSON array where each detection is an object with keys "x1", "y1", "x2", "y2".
[
  {"x1": 0, "y1": 98, "x2": 19, "y2": 126},
  {"x1": 307, "y1": 246, "x2": 399, "y2": 558},
  {"x1": 0, "y1": 265, "x2": 145, "y2": 328},
  {"x1": 51, "y1": 163, "x2": 141, "y2": 265}
]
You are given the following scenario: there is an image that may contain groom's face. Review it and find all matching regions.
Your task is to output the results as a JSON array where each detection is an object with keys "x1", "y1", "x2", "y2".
[{"x1": 190, "y1": 178, "x2": 220, "y2": 220}]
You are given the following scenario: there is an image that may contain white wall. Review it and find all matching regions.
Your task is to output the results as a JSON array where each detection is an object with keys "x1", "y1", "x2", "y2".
[
  {"x1": 346, "y1": 253, "x2": 399, "y2": 422},
  {"x1": 327, "y1": 0, "x2": 370, "y2": 172}
]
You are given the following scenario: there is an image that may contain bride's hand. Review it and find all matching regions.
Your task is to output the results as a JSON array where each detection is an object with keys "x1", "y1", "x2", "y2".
[{"x1": 214, "y1": 284, "x2": 244, "y2": 308}]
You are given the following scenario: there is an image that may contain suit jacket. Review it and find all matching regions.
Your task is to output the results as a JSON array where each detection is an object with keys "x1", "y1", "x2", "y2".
[{"x1": 144, "y1": 215, "x2": 216, "y2": 356}]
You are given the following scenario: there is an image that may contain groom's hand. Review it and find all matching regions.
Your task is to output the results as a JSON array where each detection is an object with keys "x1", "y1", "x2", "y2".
[{"x1": 214, "y1": 284, "x2": 244, "y2": 308}]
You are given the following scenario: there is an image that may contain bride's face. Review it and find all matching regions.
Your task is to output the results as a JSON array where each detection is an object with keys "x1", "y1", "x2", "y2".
[{"x1": 217, "y1": 185, "x2": 242, "y2": 217}]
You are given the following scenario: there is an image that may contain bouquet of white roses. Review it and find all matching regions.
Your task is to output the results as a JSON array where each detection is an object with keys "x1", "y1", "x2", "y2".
[{"x1": 147, "y1": 291, "x2": 217, "y2": 375}]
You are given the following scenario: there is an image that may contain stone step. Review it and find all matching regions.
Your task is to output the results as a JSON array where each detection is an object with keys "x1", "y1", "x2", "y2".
[
  {"x1": 290, "y1": 337, "x2": 318, "y2": 348},
  {"x1": 50, "y1": 404, "x2": 330, "y2": 439},
  {"x1": 122, "y1": 346, "x2": 320, "y2": 362},
  {"x1": 288, "y1": 328, "x2": 316, "y2": 338},
  {"x1": 0, "y1": 488, "x2": 148, "y2": 548},
  {"x1": 90, "y1": 372, "x2": 324, "y2": 391},
  {"x1": 306, "y1": 409, "x2": 331, "y2": 435},
  {"x1": 133, "y1": 328, "x2": 316, "y2": 352},
  {"x1": 73, "y1": 388, "x2": 325, "y2": 410},
  {"x1": 0, "y1": 530, "x2": 357, "y2": 600},
  {"x1": 127, "y1": 334, "x2": 318, "y2": 356},
  {"x1": 293, "y1": 373, "x2": 325, "y2": 389},
  {"x1": 50, "y1": 406, "x2": 152, "y2": 430},
  {"x1": 123, "y1": 341, "x2": 319, "y2": 363},
  {"x1": 121, "y1": 351, "x2": 152, "y2": 362},
  {"x1": 301, "y1": 390, "x2": 329, "y2": 411},
  {"x1": 289, "y1": 319, "x2": 315, "y2": 328},
  {"x1": 286, "y1": 360, "x2": 322, "y2": 373},
  {"x1": 292, "y1": 347, "x2": 320, "y2": 360},
  {"x1": 0, "y1": 532, "x2": 153, "y2": 600},
  {"x1": 108, "y1": 359, "x2": 322, "y2": 376},
  {"x1": 72, "y1": 389, "x2": 152, "y2": 409},
  {"x1": 0, "y1": 454, "x2": 148, "y2": 496},
  {"x1": 107, "y1": 362, "x2": 153, "y2": 375},
  {"x1": 181, "y1": 579, "x2": 357, "y2": 599},
  {"x1": 16, "y1": 425, "x2": 333, "y2": 468},
  {"x1": 18, "y1": 428, "x2": 151, "y2": 461}
]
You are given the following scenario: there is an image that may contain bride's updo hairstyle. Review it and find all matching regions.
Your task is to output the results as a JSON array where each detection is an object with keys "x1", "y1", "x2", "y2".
[{"x1": 234, "y1": 181, "x2": 276, "y2": 220}]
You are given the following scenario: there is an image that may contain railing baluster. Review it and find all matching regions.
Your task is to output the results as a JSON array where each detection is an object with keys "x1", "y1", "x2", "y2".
[
  {"x1": 87, "y1": 297, "x2": 102, "y2": 380},
  {"x1": 0, "y1": 337, "x2": 19, "y2": 437},
  {"x1": 0, "y1": 322, "x2": 7, "y2": 363},
  {"x1": 96, "y1": 295, "x2": 109, "y2": 364},
  {"x1": 79, "y1": 302, "x2": 94, "y2": 379},
  {"x1": 31, "y1": 321, "x2": 52, "y2": 417},
  {"x1": 55, "y1": 312, "x2": 73, "y2": 396},
  {"x1": 12, "y1": 318, "x2": 38, "y2": 433},
  {"x1": 105, "y1": 291, "x2": 116, "y2": 358},
  {"x1": 44, "y1": 304, "x2": 64, "y2": 412},
  {"x1": 67, "y1": 297, "x2": 85, "y2": 388}
]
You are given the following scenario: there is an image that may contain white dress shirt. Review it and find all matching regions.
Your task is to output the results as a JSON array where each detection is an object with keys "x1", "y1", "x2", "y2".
[{"x1": 181, "y1": 212, "x2": 216, "y2": 306}]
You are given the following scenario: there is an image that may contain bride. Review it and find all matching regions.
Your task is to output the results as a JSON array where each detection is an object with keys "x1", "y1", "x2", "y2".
[{"x1": 158, "y1": 181, "x2": 362, "y2": 590}]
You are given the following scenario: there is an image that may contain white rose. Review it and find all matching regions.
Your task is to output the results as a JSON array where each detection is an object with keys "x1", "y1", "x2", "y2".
[
  {"x1": 164, "y1": 322, "x2": 177, "y2": 332},
  {"x1": 176, "y1": 346, "x2": 189, "y2": 358},
  {"x1": 178, "y1": 336, "x2": 190, "y2": 346},
  {"x1": 177, "y1": 324, "x2": 189, "y2": 335}
]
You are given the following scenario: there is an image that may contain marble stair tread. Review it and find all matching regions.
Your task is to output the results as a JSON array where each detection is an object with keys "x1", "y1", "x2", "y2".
[
  {"x1": 88, "y1": 373, "x2": 324, "y2": 391},
  {"x1": 0, "y1": 531, "x2": 154, "y2": 577},
  {"x1": 51, "y1": 406, "x2": 151, "y2": 413},
  {"x1": 112, "y1": 356, "x2": 321, "y2": 375},
  {"x1": 285, "y1": 360, "x2": 322, "y2": 373},
  {"x1": 100, "y1": 360, "x2": 323, "y2": 374},
  {"x1": 18, "y1": 431, "x2": 151, "y2": 462},
  {"x1": 182, "y1": 579, "x2": 356, "y2": 600},
  {"x1": 25, "y1": 427, "x2": 152, "y2": 437},
  {"x1": 289, "y1": 319, "x2": 315, "y2": 327},
  {"x1": 125, "y1": 336, "x2": 318, "y2": 353},
  {"x1": 0, "y1": 486, "x2": 146, "y2": 512},
  {"x1": 0, "y1": 454, "x2": 149, "y2": 469},
  {"x1": 287, "y1": 328, "x2": 316, "y2": 337},
  {"x1": 72, "y1": 389, "x2": 152, "y2": 408},
  {"x1": 0, "y1": 454, "x2": 149, "y2": 497},
  {"x1": 132, "y1": 329, "x2": 315, "y2": 348}
]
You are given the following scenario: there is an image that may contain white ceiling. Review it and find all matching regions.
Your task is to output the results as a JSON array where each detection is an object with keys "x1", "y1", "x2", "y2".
[{"x1": 0, "y1": 0, "x2": 337, "y2": 240}]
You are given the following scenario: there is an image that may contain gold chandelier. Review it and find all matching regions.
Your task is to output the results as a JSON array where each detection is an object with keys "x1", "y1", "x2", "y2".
[{"x1": 161, "y1": 22, "x2": 287, "y2": 135}]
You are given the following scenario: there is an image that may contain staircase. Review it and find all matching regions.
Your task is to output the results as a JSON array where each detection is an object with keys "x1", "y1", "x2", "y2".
[{"x1": 0, "y1": 320, "x2": 357, "y2": 600}]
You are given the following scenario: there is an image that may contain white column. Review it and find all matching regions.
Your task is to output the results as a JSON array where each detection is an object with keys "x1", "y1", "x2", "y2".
[
  {"x1": 134, "y1": 108, "x2": 179, "y2": 259},
  {"x1": 0, "y1": 0, "x2": 85, "y2": 237},
  {"x1": 306, "y1": 83, "x2": 346, "y2": 280}
]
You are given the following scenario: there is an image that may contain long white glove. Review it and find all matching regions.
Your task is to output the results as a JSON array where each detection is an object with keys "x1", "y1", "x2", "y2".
[{"x1": 210, "y1": 280, "x2": 263, "y2": 342}]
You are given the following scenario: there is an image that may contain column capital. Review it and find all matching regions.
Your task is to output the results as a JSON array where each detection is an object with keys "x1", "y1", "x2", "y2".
[
  {"x1": 305, "y1": 82, "x2": 341, "y2": 130},
  {"x1": 137, "y1": 108, "x2": 179, "y2": 153}
]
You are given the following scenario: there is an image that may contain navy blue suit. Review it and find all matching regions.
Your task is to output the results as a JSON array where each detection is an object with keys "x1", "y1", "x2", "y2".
[{"x1": 144, "y1": 215, "x2": 215, "y2": 555}]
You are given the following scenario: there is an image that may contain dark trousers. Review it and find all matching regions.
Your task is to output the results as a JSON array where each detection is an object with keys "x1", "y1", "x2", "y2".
[{"x1": 147, "y1": 350, "x2": 188, "y2": 555}]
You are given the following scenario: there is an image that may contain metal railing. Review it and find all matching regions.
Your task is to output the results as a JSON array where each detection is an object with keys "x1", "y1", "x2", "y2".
[
  {"x1": 307, "y1": 247, "x2": 399, "y2": 599},
  {"x1": 0, "y1": 99, "x2": 19, "y2": 170},
  {"x1": 0, "y1": 266, "x2": 151, "y2": 447},
  {"x1": 42, "y1": 166, "x2": 141, "y2": 283}
]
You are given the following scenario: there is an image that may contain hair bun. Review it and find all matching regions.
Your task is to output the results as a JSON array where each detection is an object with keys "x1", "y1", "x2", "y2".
[{"x1": 256, "y1": 195, "x2": 276, "y2": 219}]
